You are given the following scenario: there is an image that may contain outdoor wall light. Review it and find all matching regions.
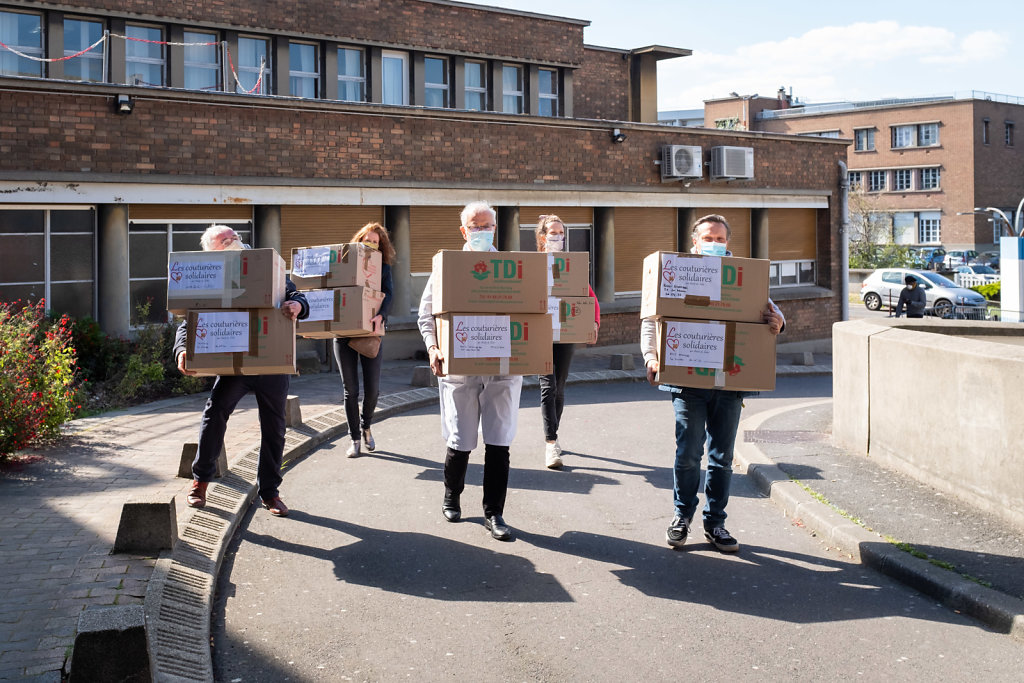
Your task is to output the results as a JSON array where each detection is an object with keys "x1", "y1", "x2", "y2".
[
  {"x1": 115, "y1": 94, "x2": 134, "y2": 115},
  {"x1": 611, "y1": 128, "x2": 626, "y2": 144}
]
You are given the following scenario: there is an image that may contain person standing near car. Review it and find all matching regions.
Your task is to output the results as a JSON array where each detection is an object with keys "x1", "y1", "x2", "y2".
[{"x1": 894, "y1": 275, "x2": 927, "y2": 318}]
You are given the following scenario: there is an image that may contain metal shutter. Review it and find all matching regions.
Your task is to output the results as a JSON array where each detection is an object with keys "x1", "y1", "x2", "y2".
[
  {"x1": 281, "y1": 206, "x2": 385, "y2": 269},
  {"x1": 768, "y1": 208, "x2": 817, "y2": 260},
  {"x1": 614, "y1": 207, "x2": 676, "y2": 293},
  {"x1": 692, "y1": 208, "x2": 751, "y2": 258},
  {"x1": 129, "y1": 205, "x2": 253, "y2": 220},
  {"x1": 410, "y1": 206, "x2": 466, "y2": 272}
]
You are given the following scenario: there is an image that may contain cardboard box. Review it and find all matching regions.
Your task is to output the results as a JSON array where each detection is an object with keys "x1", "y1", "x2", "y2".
[
  {"x1": 167, "y1": 248, "x2": 285, "y2": 314},
  {"x1": 296, "y1": 286, "x2": 385, "y2": 339},
  {"x1": 431, "y1": 250, "x2": 549, "y2": 314},
  {"x1": 548, "y1": 251, "x2": 591, "y2": 297},
  {"x1": 183, "y1": 308, "x2": 296, "y2": 376},
  {"x1": 436, "y1": 312, "x2": 553, "y2": 376},
  {"x1": 654, "y1": 318, "x2": 776, "y2": 392},
  {"x1": 640, "y1": 251, "x2": 770, "y2": 323},
  {"x1": 290, "y1": 243, "x2": 382, "y2": 290},
  {"x1": 548, "y1": 296, "x2": 597, "y2": 344}
]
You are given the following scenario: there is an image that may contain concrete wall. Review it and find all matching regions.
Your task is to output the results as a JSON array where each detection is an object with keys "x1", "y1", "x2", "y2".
[{"x1": 833, "y1": 318, "x2": 1024, "y2": 528}]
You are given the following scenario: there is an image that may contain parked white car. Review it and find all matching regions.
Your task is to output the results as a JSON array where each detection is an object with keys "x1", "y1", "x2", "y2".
[{"x1": 953, "y1": 265, "x2": 999, "y2": 288}]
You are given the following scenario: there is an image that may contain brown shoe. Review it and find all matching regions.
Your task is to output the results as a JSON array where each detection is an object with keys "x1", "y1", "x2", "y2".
[
  {"x1": 186, "y1": 481, "x2": 208, "y2": 508},
  {"x1": 261, "y1": 496, "x2": 289, "y2": 517}
]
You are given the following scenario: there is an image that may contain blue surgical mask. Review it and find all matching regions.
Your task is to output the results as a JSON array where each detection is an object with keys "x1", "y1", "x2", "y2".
[
  {"x1": 699, "y1": 241, "x2": 728, "y2": 257},
  {"x1": 468, "y1": 230, "x2": 495, "y2": 252}
]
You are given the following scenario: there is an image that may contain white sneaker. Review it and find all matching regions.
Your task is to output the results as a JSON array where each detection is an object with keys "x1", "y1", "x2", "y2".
[
  {"x1": 362, "y1": 428, "x2": 375, "y2": 452},
  {"x1": 545, "y1": 442, "x2": 563, "y2": 469},
  {"x1": 346, "y1": 439, "x2": 361, "y2": 458}
]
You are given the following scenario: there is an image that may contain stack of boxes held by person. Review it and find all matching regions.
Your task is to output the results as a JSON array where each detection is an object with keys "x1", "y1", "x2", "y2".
[
  {"x1": 640, "y1": 250, "x2": 776, "y2": 391},
  {"x1": 289, "y1": 243, "x2": 384, "y2": 340},
  {"x1": 167, "y1": 248, "x2": 295, "y2": 375},
  {"x1": 547, "y1": 251, "x2": 597, "y2": 344},
  {"x1": 431, "y1": 250, "x2": 554, "y2": 376}
]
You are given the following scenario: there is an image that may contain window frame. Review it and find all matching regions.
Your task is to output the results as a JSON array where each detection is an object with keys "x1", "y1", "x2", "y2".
[
  {"x1": 236, "y1": 35, "x2": 270, "y2": 95},
  {"x1": 464, "y1": 59, "x2": 487, "y2": 111},
  {"x1": 0, "y1": 9, "x2": 44, "y2": 78},
  {"x1": 920, "y1": 167, "x2": 940, "y2": 191},
  {"x1": 62, "y1": 16, "x2": 105, "y2": 83},
  {"x1": 381, "y1": 50, "x2": 409, "y2": 106},
  {"x1": 501, "y1": 63, "x2": 524, "y2": 114},
  {"x1": 537, "y1": 67, "x2": 558, "y2": 117},
  {"x1": 848, "y1": 170, "x2": 863, "y2": 190},
  {"x1": 1007, "y1": 121, "x2": 1015, "y2": 147},
  {"x1": 868, "y1": 170, "x2": 887, "y2": 193},
  {"x1": 124, "y1": 23, "x2": 166, "y2": 87},
  {"x1": 183, "y1": 29, "x2": 220, "y2": 92},
  {"x1": 893, "y1": 168, "x2": 913, "y2": 191},
  {"x1": 423, "y1": 55, "x2": 449, "y2": 108},
  {"x1": 918, "y1": 213, "x2": 941, "y2": 244},
  {"x1": 337, "y1": 46, "x2": 365, "y2": 102},
  {"x1": 854, "y1": 128, "x2": 875, "y2": 152},
  {"x1": 768, "y1": 259, "x2": 816, "y2": 288},
  {"x1": 288, "y1": 41, "x2": 319, "y2": 98}
]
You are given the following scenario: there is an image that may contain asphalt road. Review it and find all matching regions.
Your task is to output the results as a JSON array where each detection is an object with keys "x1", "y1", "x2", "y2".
[{"x1": 211, "y1": 379, "x2": 1023, "y2": 682}]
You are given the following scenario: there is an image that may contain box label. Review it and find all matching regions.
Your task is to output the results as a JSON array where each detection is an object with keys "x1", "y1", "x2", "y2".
[
  {"x1": 451, "y1": 315, "x2": 511, "y2": 358},
  {"x1": 661, "y1": 253, "x2": 721, "y2": 300},
  {"x1": 193, "y1": 311, "x2": 251, "y2": 354},
  {"x1": 663, "y1": 320, "x2": 727, "y2": 369},
  {"x1": 292, "y1": 246, "x2": 331, "y2": 278},
  {"x1": 304, "y1": 289, "x2": 336, "y2": 322},
  {"x1": 168, "y1": 259, "x2": 225, "y2": 292}
]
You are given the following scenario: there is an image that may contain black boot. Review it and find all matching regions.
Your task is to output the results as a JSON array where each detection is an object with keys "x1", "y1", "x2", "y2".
[
  {"x1": 442, "y1": 447, "x2": 469, "y2": 522},
  {"x1": 482, "y1": 444, "x2": 510, "y2": 529}
]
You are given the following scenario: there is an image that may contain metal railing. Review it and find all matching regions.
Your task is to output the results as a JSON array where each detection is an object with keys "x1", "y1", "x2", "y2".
[{"x1": 759, "y1": 90, "x2": 1024, "y2": 120}]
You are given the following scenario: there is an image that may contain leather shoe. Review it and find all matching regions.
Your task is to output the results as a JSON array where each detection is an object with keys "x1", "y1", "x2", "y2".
[
  {"x1": 484, "y1": 515, "x2": 512, "y2": 541},
  {"x1": 442, "y1": 493, "x2": 461, "y2": 523},
  {"x1": 261, "y1": 496, "x2": 289, "y2": 517},
  {"x1": 186, "y1": 481, "x2": 208, "y2": 508}
]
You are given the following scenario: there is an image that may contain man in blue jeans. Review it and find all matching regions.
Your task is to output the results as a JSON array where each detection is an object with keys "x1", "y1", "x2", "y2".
[{"x1": 640, "y1": 214, "x2": 784, "y2": 552}]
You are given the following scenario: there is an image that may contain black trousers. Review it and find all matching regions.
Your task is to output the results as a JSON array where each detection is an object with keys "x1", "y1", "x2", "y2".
[
  {"x1": 444, "y1": 445, "x2": 510, "y2": 517},
  {"x1": 333, "y1": 338, "x2": 384, "y2": 440},
  {"x1": 194, "y1": 374, "x2": 289, "y2": 500},
  {"x1": 539, "y1": 343, "x2": 576, "y2": 441}
]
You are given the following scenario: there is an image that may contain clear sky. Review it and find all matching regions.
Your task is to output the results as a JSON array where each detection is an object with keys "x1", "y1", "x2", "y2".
[{"x1": 457, "y1": 0, "x2": 1024, "y2": 110}]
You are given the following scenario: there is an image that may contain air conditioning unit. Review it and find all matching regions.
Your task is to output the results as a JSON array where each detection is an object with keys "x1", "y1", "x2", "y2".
[
  {"x1": 710, "y1": 146, "x2": 754, "y2": 179},
  {"x1": 661, "y1": 145, "x2": 703, "y2": 180}
]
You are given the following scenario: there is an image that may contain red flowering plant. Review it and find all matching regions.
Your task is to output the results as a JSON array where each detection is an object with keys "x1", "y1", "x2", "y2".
[{"x1": 0, "y1": 300, "x2": 78, "y2": 462}]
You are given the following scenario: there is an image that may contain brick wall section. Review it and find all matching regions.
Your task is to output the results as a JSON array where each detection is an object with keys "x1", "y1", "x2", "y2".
[
  {"x1": 574, "y1": 48, "x2": 630, "y2": 121},
  {"x1": 595, "y1": 310, "x2": 641, "y2": 347},
  {"x1": 28, "y1": 0, "x2": 585, "y2": 64}
]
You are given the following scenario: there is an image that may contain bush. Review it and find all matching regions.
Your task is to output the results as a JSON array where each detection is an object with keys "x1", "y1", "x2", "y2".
[
  {"x1": 0, "y1": 300, "x2": 78, "y2": 461},
  {"x1": 849, "y1": 242, "x2": 916, "y2": 269},
  {"x1": 972, "y1": 281, "x2": 1001, "y2": 302}
]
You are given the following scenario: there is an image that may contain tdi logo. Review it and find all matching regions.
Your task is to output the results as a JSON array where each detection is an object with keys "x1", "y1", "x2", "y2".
[
  {"x1": 510, "y1": 321, "x2": 529, "y2": 341},
  {"x1": 722, "y1": 265, "x2": 743, "y2": 286},
  {"x1": 471, "y1": 259, "x2": 524, "y2": 281},
  {"x1": 687, "y1": 356, "x2": 744, "y2": 376}
]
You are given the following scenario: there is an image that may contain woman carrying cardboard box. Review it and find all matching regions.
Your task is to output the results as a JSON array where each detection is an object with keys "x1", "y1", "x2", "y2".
[{"x1": 334, "y1": 223, "x2": 395, "y2": 457}]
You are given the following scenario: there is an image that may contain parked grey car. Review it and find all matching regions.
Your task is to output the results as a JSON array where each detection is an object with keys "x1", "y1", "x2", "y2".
[{"x1": 860, "y1": 268, "x2": 988, "y2": 318}]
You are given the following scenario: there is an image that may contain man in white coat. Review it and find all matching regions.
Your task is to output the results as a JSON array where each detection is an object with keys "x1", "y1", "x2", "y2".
[{"x1": 418, "y1": 201, "x2": 521, "y2": 541}]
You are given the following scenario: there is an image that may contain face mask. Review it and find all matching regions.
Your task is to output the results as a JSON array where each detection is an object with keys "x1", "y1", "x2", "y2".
[
  {"x1": 362, "y1": 241, "x2": 379, "y2": 251},
  {"x1": 467, "y1": 230, "x2": 495, "y2": 252},
  {"x1": 544, "y1": 234, "x2": 565, "y2": 252},
  {"x1": 699, "y1": 241, "x2": 727, "y2": 257},
  {"x1": 222, "y1": 240, "x2": 245, "y2": 251}
]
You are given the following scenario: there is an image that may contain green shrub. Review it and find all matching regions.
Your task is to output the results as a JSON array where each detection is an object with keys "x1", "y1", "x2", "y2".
[
  {"x1": 849, "y1": 243, "x2": 915, "y2": 269},
  {"x1": 972, "y1": 281, "x2": 1000, "y2": 302}
]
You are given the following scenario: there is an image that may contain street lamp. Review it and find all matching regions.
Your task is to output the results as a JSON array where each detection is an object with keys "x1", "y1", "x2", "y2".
[
  {"x1": 960, "y1": 207, "x2": 1014, "y2": 239},
  {"x1": 1015, "y1": 197, "x2": 1024, "y2": 237}
]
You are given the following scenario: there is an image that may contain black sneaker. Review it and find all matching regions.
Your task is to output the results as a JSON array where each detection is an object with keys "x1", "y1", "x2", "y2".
[
  {"x1": 665, "y1": 516, "x2": 689, "y2": 549},
  {"x1": 704, "y1": 526, "x2": 740, "y2": 553}
]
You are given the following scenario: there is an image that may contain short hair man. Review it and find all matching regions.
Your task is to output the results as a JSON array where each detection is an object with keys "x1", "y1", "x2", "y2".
[
  {"x1": 173, "y1": 225, "x2": 309, "y2": 517},
  {"x1": 417, "y1": 202, "x2": 521, "y2": 541},
  {"x1": 640, "y1": 214, "x2": 784, "y2": 552},
  {"x1": 895, "y1": 274, "x2": 927, "y2": 318}
]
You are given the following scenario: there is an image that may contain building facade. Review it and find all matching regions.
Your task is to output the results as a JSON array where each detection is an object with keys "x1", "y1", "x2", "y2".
[
  {"x1": 710, "y1": 92, "x2": 1024, "y2": 252},
  {"x1": 0, "y1": 0, "x2": 847, "y2": 354}
]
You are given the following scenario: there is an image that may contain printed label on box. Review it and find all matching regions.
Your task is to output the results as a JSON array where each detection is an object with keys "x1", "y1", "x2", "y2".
[
  {"x1": 547, "y1": 297, "x2": 562, "y2": 331},
  {"x1": 168, "y1": 259, "x2": 225, "y2": 292},
  {"x1": 660, "y1": 253, "x2": 722, "y2": 301},
  {"x1": 664, "y1": 320, "x2": 727, "y2": 369},
  {"x1": 193, "y1": 311, "x2": 250, "y2": 354},
  {"x1": 292, "y1": 246, "x2": 331, "y2": 278},
  {"x1": 451, "y1": 315, "x2": 511, "y2": 358},
  {"x1": 304, "y1": 290, "x2": 336, "y2": 322}
]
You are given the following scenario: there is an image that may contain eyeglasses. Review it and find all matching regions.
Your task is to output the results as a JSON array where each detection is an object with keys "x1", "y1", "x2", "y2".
[
  {"x1": 217, "y1": 232, "x2": 240, "y2": 245},
  {"x1": 464, "y1": 223, "x2": 496, "y2": 233}
]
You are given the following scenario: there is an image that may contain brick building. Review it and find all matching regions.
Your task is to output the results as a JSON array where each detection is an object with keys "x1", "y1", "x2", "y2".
[
  {"x1": 707, "y1": 90, "x2": 1024, "y2": 252},
  {"x1": 0, "y1": 0, "x2": 847, "y2": 354}
]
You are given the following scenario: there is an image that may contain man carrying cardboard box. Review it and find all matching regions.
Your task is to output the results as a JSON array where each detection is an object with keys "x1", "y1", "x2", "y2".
[
  {"x1": 417, "y1": 202, "x2": 521, "y2": 542},
  {"x1": 640, "y1": 215, "x2": 784, "y2": 553},
  {"x1": 173, "y1": 225, "x2": 309, "y2": 518}
]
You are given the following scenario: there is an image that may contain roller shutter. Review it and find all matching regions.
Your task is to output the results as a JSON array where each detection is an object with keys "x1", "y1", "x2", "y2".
[
  {"x1": 281, "y1": 206, "x2": 384, "y2": 268},
  {"x1": 692, "y1": 208, "x2": 751, "y2": 258},
  {"x1": 129, "y1": 205, "x2": 253, "y2": 220},
  {"x1": 614, "y1": 207, "x2": 676, "y2": 293},
  {"x1": 768, "y1": 208, "x2": 817, "y2": 260},
  {"x1": 410, "y1": 206, "x2": 467, "y2": 272}
]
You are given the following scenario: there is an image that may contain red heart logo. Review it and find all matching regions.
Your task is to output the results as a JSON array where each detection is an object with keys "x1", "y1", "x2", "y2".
[
  {"x1": 196, "y1": 325, "x2": 207, "y2": 339},
  {"x1": 455, "y1": 331, "x2": 468, "y2": 344}
]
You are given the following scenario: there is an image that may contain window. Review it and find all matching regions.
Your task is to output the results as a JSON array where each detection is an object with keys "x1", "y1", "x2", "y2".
[
  {"x1": 337, "y1": 47, "x2": 365, "y2": 101},
  {"x1": 1007, "y1": 122, "x2": 1015, "y2": 147},
  {"x1": 184, "y1": 31, "x2": 219, "y2": 91},
  {"x1": 869, "y1": 170, "x2": 886, "y2": 192},
  {"x1": 854, "y1": 128, "x2": 875, "y2": 151},
  {"x1": 236, "y1": 36, "x2": 269, "y2": 94},
  {"x1": 125, "y1": 25, "x2": 165, "y2": 87},
  {"x1": 891, "y1": 123, "x2": 939, "y2": 148},
  {"x1": 983, "y1": 118, "x2": 990, "y2": 145},
  {"x1": 893, "y1": 169, "x2": 913, "y2": 191},
  {"x1": 800, "y1": 130, "x2": 840, "y2": 138},
  {"x1": 289, "y1": 42, "x2": 318, "y2": 98},
  {"x1": 920, "y1": 167, "x2": 940, "y2": 190},
  {"x1": 0, "y1": 208, "x2": 96, "y2": 320},
  {"x1": 0, "y1": 10, "x2": 43, "y2": 77},
  {"x1": 918, "y1": 212, "x2": 941, "y2": 244},
  {"x1": 891, "y1": 125, "x2": 914, "y2": 148},
  {"x1": 768, "y1": 261, "x2": 816, "y2": 287},
  {"x1": 502, "y1": 64, "x2": 523, "y2": 114},
  {"x1": 537, "y1": 67, "x2": 558, "y2": 117},
  {"x1": 464, "y1": 60, "x2": 486, "y2": 111},
  {"x1": 63, "y1": 18, "x2": 104, "y2": 82},
  {"x1": 382, "y1": 50, "x2": 408, "y2": 105},
  {"x1": 848, "y1": 171, "x2": 862, "y2": 190},
  {"x1": 423, "y1": 56, "x2": 449, "y2": 108}
]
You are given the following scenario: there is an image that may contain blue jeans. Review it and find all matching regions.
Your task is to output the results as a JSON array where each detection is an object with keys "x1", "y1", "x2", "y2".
[{"x1": 670, "y1": 387, "x2": 745, "y2": 528}]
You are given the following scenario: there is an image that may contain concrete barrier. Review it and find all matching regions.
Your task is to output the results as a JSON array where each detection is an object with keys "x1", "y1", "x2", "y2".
[
  {"x1": 833, "y1": 318, "x2": 1024, "y2": 529},
  {"x1": 411, "y1": 366, "x2": 438, "y2": 387},
  {"x1": 177, "y1": 442, "x2": 227, "y2": 479},
  {"x1": 112, "y1": 496, "x2": 177, "y2": 554},
  {"x1": 69, "y1": 605, "x2": 151, "y2": 682},
  {"x1": 285, "y1": 394, "x2": 302, "y2": 427},
  {"x1": 609, "y1": 354, "x2": 635, "y2": 371}
]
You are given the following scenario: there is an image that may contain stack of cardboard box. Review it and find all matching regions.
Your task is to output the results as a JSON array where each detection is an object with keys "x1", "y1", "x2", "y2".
[
  {"x1": 640, "y1": 251, "x2": 776, "y2": 391},
  {"x1": 547, "y1": 251, "x2": 597, "y2": 345},
  {"x1": 167, "y1": 248, "x2": 296, "y2": 376},
  {"x1": 431, "y1": 250, "x2": 554, "y2": 375},
  {"x1": 290, "y1": 243, "x2": 385, "y2": 340}
]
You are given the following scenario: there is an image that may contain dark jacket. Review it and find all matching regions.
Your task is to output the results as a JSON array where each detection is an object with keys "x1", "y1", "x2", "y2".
[
  {"x1": 895, "y1": 285, "x2": 927, "y2": 318},
  {"x1": 378, "y1": 262, "x2": 394, "y2": 323},
  {"x1": 173, "y1": 277, "x2": 309, "y2": 359}
]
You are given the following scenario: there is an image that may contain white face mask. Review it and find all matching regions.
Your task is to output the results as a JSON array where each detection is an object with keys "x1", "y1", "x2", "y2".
[
  {"x1": 698, "y1": 241, "x2": 727, "y2": 257},
  {"x1": 222, "y1": 240, "x2": 245, "y2": 251},
  {"x1": 544, "y1": 234, "x2": 565, "y2": 252},
  {"x1": 467, "y1": 230, "x2": 495, "y2": 251}
]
